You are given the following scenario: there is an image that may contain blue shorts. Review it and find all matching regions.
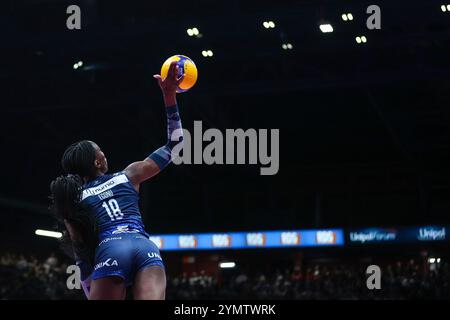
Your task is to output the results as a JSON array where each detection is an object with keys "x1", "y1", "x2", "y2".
[{"x1": 92, "y1": 233, "x2": 164, "y2": 286}]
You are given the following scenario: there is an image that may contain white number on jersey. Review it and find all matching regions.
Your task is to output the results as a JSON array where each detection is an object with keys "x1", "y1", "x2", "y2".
[{"x1": 102, "y1": 199, "x2": 124, "y2": 221}]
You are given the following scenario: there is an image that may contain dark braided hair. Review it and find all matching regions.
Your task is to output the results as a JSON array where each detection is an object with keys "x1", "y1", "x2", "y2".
[
  {"x1": 49, "y1": 140, "x2": 99, "y2": 266},
  {"x1": 61, "y1": 140, "x2": 97, "y2": 177}
]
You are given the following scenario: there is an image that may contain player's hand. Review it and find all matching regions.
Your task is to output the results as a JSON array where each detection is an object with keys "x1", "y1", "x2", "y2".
[{"x1": 153, "y1": 61, "x2": 184, "y2": 97}]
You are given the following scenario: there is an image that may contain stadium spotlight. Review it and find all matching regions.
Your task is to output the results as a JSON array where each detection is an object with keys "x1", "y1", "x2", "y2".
[
  {"x1": 73, "y1": 61, "x2": 83, "y2": 69},
  {"x1": 202, "y1": 50, "x2": 213, "y2": 57},
  {"x1": 287, "y1": 43, "x2": 293, "y2": 49},
  {"x1": 356, "y1": 36, "x2": 367, "y2": 44},
  {"x1": 220, "y1": 262, "x2": 236, "y2": 269},
  {"x1": 187, "y1": 27, "x2": 200, "y2": 37},
  {"x1": 35, "y1": 229, "x2": 62, "y2": 238},
  {"x1": 447, "y1": 4, "x2": 450, "y2": 11},
  {"x1": 282, "y1": 44, "x2": 287, "y2": 50},
  {"x1": 320, "y1": 24, "x2": 333, "y2": 33},
  {"x1": 263, "y1": 21, "x2": 275, "y2": 29},
  {"x1": 342, "y1": 13, "x2": 353, "y2": 21}
]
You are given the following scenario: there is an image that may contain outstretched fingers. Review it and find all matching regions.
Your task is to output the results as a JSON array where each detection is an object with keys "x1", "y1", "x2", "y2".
[
  {"x1": 153, "y1": 75, "x2": 162, "y2": 88},
  {"x1": 167, "y1": 61, "x2": 177, "y2": 79}
]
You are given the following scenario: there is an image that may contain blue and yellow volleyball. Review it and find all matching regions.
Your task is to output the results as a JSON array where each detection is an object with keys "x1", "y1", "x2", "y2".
[{"x1": 161, "y1": 55, "x2": 198, "y2": 93}]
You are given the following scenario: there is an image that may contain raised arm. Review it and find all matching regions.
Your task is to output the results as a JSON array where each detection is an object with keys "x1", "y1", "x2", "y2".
[{"x1": 124, "y1": 61, "x2": 184, "y2": 191}]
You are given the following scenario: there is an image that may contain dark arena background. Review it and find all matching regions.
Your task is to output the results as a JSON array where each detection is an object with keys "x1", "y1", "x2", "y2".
[{"x1": 1, "y1": 0, "x2": 450, "y2": 303}]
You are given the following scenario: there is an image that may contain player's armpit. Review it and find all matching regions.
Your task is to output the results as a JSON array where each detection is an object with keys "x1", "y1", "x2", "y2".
[{"x1": 124, "y1": 158, "x2": 161, "y2": 189}]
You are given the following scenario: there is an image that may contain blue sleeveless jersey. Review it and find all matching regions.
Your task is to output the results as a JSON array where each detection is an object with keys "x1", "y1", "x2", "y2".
[{"x1": 81, "y1": 172, "x2": 148, "y2": 241}]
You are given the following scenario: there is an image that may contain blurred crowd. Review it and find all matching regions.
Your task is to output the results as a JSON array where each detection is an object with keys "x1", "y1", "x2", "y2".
[
  {"x1": 0, "y1": 253, "x2": 83, "y2": 299},
  {"x1": 166, "y1": 260, "x2": 450, "y2": 300},
  {"x1": 1, "y1": 252, "x2": 449, "y2": 300}
]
